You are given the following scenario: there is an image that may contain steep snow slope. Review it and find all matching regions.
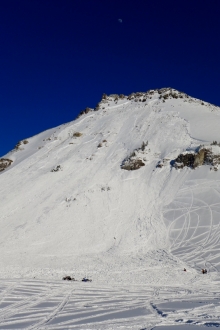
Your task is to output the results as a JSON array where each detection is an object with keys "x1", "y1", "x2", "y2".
[{"x1": 1, "y1": 88, "x2": 220, "y2": 283}]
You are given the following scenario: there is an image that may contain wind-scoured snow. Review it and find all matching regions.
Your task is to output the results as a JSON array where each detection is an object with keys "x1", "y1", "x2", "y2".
[{"x1": 1, "y1": 88, "x2": 220, "y2": 329}]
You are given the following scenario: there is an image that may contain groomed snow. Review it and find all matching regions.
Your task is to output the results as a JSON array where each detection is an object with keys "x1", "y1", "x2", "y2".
[{"x1": 1, "y1": 89, "x2": 220, "y2": 328}]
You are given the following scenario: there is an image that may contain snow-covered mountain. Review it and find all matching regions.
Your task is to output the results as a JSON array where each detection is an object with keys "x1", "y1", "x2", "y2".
[{"x1": 1, "y1": 87, "x2": 220, "y2": 285}]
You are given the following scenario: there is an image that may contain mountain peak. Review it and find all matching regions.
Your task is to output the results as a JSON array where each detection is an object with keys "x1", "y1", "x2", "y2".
[
  {"x1": 1, "y1": 88, "x2": 220, "y2": 285},
  {"x1": 77, "y1": 88, "x2": 218, "y2": 118}
]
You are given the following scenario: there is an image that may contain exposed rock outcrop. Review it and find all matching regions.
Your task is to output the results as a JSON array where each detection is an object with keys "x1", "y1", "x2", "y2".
[
  {"x1": 121, "y1": 142, "x2": 148, "y2": 171},
  {"x1": 0, "y1": 158, "x2": 13, "y2": 172},
  {"x1": 173, "y1": 146, "x2": 220, "y2": 170},
  {"x1": 121, "y1": 159, "x2": 145, "y2": 171},
  {"x1": 73, "y1": 132, "x2": 83, "y2": 137},
  {"x1": 77, "y1": 107, "x2": 92, "y2": 118},
  {"x1": 76, "y1": 88, "x2": 218, "y2": 119},
  {"x1": 14, "y1": 139, "x2": 29, "y2": 151}
]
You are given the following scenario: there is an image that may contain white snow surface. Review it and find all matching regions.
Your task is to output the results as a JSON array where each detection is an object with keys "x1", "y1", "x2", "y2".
[{"x1": 1, "y1": 89, "x2": 220, "y2": 329}]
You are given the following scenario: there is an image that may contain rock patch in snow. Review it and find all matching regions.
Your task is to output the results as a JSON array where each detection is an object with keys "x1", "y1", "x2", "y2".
[
  {"x1": 72, "y1": 131, "x2": 83, "y2": 138},
  {"x1": 0, "y1": 158, "x2": 13, "y2": 172},
  {"x1": 77, "y1": 107, "x2": 92, "y2": 118},
  {"x1": 173, "y1": 145, "x2": 220, "y2": 170},
  {"x1": 121, "y1": 158, "x2": 145, "y2": 170},
  {"x1": 51, "y1": 165, "x2": 62, "y2": 172},
  {"x1": 14, "y1": 139, "x2": 29, "y2": 151},
  {"x1": 121, "y1": 141, "x2": 148, "y2": 171}
]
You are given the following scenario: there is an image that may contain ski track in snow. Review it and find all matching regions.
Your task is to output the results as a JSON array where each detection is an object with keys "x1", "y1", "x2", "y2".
[
  {"x1": 0, "y1": 279, "x2": 219, "y2": 329},
  {"x1": 164, "y1": 179, "x2": 220, "y2": 271}
]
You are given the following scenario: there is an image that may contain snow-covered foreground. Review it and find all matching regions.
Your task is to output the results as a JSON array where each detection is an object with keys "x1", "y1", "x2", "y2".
[
  {"x1": 0, "y1": 278, "x2": 220, "y2": 329},
  {"x1": 1, "y1": 88, "x2": 220, "y2": 328}
]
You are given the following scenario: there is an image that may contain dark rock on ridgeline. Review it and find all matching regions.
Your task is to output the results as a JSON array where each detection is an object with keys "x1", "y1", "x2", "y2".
[
  {"x1": 0, "y1": 158, "x2": 13, "y2": 172},
  {"x1": 77, "y1": 88, "x2": 218, "y2": 118},
  {"x1": 14, "y1": 139, "x2": 29, "y2": 151},
  {"x1": 77, "y1": 107, "x2": 92, "y2": 118}
]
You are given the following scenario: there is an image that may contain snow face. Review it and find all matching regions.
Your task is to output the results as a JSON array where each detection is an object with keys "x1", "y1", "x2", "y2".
[{"x1": 1, "y1": 88, "x2": 220, "y2": 328}]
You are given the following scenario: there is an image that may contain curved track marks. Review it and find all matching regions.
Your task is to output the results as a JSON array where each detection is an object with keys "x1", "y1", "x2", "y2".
[
  {"x1": 164, "y1": 180, "x2": 220, "y2": 271},
  {"x1": 0, "y1": 280, "x2": 219, "y2": 329}
]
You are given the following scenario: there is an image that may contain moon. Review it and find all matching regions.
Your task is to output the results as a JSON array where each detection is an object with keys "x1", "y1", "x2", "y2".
[{"x1": 118, "y1": 19, "x2": 122, "y2": 23}]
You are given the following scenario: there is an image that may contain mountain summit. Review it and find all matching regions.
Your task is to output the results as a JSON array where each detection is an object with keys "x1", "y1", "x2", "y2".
[{"x1": 1, "y1": 88, "x2": 220, "y2": 283}]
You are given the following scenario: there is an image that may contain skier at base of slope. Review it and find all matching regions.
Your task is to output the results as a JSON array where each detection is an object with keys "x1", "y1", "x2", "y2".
[
  {"x1": 63, "y1": 276, "x2": 75, "y2": 281},
  {"x1": 82, "y1": 277, "x2": 92, "y2": 282}
]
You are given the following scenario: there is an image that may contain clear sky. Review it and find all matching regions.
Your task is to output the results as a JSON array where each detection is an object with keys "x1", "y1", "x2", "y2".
[{"x1": 1, "y1": 0, "x2": 220, "y2": 156}]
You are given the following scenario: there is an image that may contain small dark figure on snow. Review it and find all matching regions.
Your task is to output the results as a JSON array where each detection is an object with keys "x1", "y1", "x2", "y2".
[
  {"x1": 202, "y1": 269, "x2": 207, "y2": 274},
  {"x1": 63, "y1": 276, "x2": 75, "y2": 281},
  {"x1": 183, "y1": 268, "x2": 186, "y2": 272},
  {"x1": 82, "y1": 277, "x2": 92, "y2": 282}
]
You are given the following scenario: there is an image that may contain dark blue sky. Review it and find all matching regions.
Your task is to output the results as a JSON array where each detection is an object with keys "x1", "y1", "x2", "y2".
[{"x1": 1, "y1": 0, "x2": 220, "y2": 156}]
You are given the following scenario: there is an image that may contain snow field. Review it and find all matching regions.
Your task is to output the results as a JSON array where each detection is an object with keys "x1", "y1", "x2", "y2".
[{"x1": 0, "y1": 278, "x2": 220, "y2": 329}]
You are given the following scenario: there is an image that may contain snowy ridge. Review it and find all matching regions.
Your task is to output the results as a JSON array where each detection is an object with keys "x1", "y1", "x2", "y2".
[{"x1": 1, "y1": 88, "x2": 220, "y2": 328}]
